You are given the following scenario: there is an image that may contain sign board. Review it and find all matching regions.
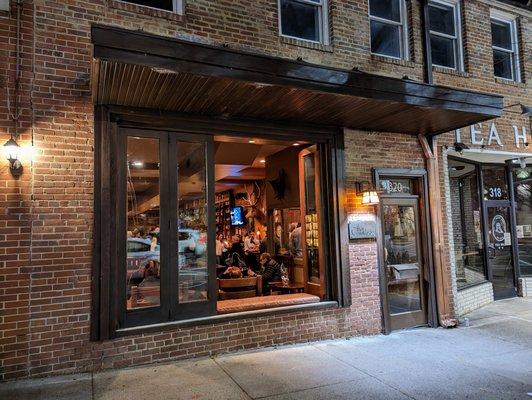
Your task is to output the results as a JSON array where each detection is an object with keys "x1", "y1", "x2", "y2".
[
  {"x1": 348, "y1": 219, "x2": 377, "y2": 240},
  {"x1": 0, "y1": 0, "x2": 9, "y2": 12}
]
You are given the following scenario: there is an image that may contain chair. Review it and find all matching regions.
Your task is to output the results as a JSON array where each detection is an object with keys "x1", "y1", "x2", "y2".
[{"x1": 217, "y1": 276, "x2": 262, "y2": 300}]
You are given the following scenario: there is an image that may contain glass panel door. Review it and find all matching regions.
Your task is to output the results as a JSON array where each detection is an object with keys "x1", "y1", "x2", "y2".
[
  {"x1": 176, "y1": 140, "x2": 208, "y2": 303},
  {"x1": 170, "y1": 133, "x2": 216, "y2": 319},
  {"x1": 382, "y1": 197, "x2": 427, "y2": 330},
  {"x1": 485, "y1": 205, "x2": 516, "y2": 299}
]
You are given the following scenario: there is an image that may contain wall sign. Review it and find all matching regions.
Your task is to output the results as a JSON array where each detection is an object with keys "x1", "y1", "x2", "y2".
[
  {"x1": 380, "y1": 178, "x2": 412, "y2": 195},
  {"x1": 455, "y1": 123, "x2": 529, "y2": 148},
  {"x1": 348, "y1": 219, "x2": 377, "y2": 240},
  {"x1": 491, "y1": 214, "x2": 506, "y2": 243}
]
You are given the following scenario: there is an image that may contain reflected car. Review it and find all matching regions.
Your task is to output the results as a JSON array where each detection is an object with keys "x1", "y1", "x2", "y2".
[{"x1": 127, "y1": 238, "x2": 160, "y2": 280}]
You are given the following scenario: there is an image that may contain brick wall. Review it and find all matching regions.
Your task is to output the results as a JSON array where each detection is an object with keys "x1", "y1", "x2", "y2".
[{"x1": 0, "y1": 0, "x2": 530, "y2": 380}]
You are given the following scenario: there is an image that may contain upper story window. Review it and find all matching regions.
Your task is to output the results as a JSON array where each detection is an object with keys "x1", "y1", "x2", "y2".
[
  {"x1": 428, "y1": 0, "x2": 463, "y2": 71},
  {"x1": 369, "y1": 0, "x2": 409, "y2": 59},
  {"x1": 279, "y1": 0, "x2": 329, "y2": 44},
  {"x1": 491, "y1": 11, "x2": 520, "y2": 82},
  {"x1": 121, "y1": 0, "x2": 183, "y2": 13}
]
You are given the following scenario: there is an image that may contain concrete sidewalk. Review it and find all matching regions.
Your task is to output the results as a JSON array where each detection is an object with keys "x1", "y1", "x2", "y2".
[{"x1": 2, "y1": 297, "x2": 531, "y2": 400}]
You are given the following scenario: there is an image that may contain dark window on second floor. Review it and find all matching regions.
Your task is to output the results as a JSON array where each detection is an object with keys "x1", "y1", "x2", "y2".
[
  {"x1": 428, "y1": 0, "x2": 463, "y2": 70},
  {"x1": 491, "y1": 15, "x2": 520, "y2": 81},
  {"x1": 279, "y1": 0, "x2": 329, "y2": 44},
  {"x1": 121, "y1": 0, "x2": 174, "y2": 11},
  {"x1": 369, "y1": 0, "x2": 409, "y2": 59}
]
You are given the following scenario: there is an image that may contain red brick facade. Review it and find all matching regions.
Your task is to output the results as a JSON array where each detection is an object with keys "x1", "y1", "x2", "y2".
[{"x1": 0, "y1": 0, "x2": 530, "y2": 381}]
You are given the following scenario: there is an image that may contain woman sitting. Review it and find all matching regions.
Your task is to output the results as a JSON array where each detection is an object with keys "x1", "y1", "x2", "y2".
[{"x1": 259, "y1": 253, "x2": 283, "y2": 292}]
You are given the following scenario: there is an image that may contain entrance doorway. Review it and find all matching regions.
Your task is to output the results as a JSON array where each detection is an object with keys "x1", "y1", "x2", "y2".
[
  {"x1": 485, "y1": 204, "x2": 516, "y2": 299},
  {"x1": 447, "y1": 157, "x2": 520, "y2": 302},
  {"x1": 375, "y1": 170, "x2": 433, "y2": 332}
]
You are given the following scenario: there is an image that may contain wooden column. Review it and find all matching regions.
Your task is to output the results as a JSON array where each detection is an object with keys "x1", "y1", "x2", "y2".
[{"x1": 418, "y1": 135, "x2": 457, "y2": 327}]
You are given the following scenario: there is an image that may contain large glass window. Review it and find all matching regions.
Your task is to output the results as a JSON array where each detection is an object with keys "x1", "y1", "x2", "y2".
[
  {"x1": 112, "y1": 128, "x2": 337, "y2": 330},
  {"x1": 279, "y1": 0, "x2": 329, "y2": 44},
  {"x1": 513, "y1": 166, "x2": 532, "y2": 276},
  {"x1": 491, "y1": 15, "x2": 520, "y2": 81},
  {"x1": 428, "y1": 0, "x2": 463, "y2": 70},
  {"x1": 448, "y1": 159, "x2": 487, "y2": 288},
  {"x1": 369, "y1": 0, "x2": 409, "y2": 59},
  {"x1": 126, "y1": 136, "x2": 162, "y2": 310}
]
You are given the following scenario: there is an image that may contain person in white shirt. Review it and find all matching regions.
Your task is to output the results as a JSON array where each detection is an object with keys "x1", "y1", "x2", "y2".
[{"x1": 244, "y1": 231, "x2": 260, "y2": 271}]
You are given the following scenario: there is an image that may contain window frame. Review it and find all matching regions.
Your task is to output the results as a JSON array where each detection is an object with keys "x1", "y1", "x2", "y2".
[
  {"x1": 92, "y1": 107, "x2": 348, "y2": 340},
  {"x1": 119, "y1": 0, "x2": 184, "y2": 14},
  {"x1": 368, "y1": 0, "x2": 410, "y2": 61},
  {"x1": 490, "y1": 10, "x2": 521, "y2": 82},
  {"x1": 278, "y1": 0, "x2": 330, "y2": 45},
  {"x1": 428, "y1": 0, "x2": 464, "y2": 71}
]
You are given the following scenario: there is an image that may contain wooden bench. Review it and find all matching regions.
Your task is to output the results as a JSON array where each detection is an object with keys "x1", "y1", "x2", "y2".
[
  {"x1": 217, "y1": 276, "x2": 262, "y2": 300},
  {"x1": 217, "y1": 293, "x2": 320, "y2": 314}
]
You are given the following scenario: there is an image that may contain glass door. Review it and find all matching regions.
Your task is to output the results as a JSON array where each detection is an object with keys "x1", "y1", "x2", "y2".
[
  {"x1": 119, "y1": 128, "x2": 216, "y2": 329},
  {"x1": 381, "y1": 197, "x2": 428, "y2": 330},
  {"x1": 485, "y1": 204, "x2": 516, "y2": 299}
]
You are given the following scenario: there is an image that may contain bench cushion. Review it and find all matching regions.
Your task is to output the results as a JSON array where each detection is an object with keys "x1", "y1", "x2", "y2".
[{"x1": 217, "y1": 293, "x2": 320, "y2": 314}]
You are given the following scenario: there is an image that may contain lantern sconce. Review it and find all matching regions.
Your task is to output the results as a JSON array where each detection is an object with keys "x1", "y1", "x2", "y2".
[
  {"x1": 3, "y1": 137, "x2": 23, "y2": 177},
  {"x1": 355, "y1": 180, "x2": 379, "y2": 206}
]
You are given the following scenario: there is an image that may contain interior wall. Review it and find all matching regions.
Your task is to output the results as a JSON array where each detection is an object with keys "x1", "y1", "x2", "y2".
[{"x1": 265, "y1": 146, "x2": 303, "y2": 210}]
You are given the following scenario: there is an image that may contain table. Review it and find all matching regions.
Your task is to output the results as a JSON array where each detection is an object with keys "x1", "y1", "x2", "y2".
[{"x1": 270, "y1": 282, "x2": 305, "y2": 294}]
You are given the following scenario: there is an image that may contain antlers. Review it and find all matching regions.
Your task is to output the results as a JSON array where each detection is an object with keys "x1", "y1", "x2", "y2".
[{"x1": 243, "y1": 182, "x2": 262, "y2": 207}]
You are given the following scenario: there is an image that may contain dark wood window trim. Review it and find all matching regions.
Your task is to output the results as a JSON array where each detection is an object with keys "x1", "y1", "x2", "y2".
[{"x1": 91, "y1": 106, "x2": 349, "y2": 341}]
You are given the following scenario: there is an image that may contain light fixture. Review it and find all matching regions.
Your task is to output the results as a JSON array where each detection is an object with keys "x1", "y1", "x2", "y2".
[
  {"x1": 355, "y1": 181, "x2": 379, "y2": 206},
  {"x1": 453, "y1": 142, "x2": 469, "y2": 155},
  {"x1": 520, "y1": 104, "x2": 532, "y2": 116},
  {"x1": 3, "y1": 137, "x2": 23, "y2": 176},
  {"x1": 248, "y1": 140, "x2": 255, "y2": 143},
  {"x1": 260, "y1": 159, "x2": 266, "y2": 163},
  {"x1": 293, "y1": 143, "x2": 300, "y2": 146}
]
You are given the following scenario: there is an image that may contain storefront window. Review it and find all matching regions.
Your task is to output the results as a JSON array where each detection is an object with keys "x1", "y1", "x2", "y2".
[
  {"x1": 448, "y1": 159, "x2": 487, "y2": 288},
  {"x1": 513, "y1": 167, "x2": 532, "y2": 276},
  {"x1": 177, "y1": 140, "x2": 208, "y2": 303},
  {"x1": 126, "y1": 136, "x2": 162, "y2": 310},
  {"x1": 112, "y1": 127, "x2": 337, "y2": 330}
]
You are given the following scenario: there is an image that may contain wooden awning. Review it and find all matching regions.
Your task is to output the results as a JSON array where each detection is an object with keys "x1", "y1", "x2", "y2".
[{"x1": 91, "y1": 25, "x2": 503, "y2": 136}]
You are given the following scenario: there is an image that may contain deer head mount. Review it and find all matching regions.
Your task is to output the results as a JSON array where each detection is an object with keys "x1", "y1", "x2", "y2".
[{"x1": 242, "y1": 181, "x2": 266, "y2": 227}]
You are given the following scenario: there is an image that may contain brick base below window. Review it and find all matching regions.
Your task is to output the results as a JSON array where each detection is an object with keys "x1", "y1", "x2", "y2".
[{"x1": 456, "y1": 282, "x2": 494, "y2": 317}]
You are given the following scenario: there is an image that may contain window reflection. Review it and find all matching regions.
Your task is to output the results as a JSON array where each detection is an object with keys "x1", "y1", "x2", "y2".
[
  {"x1": 514, "y1": 167, "x2": 532, "y2": 276},
  {"x1": 448, "y1": 160, "x2": 486, "y2": 288},
  {"x1": 126, "y1": 136, "x2": 161, "y2": 310},
  {"x1": 177, "y1": 141, "x2": 208, "y2": 303},
  {"x1": 383, "y1": 204, "x2": 421, "y2": 314}
]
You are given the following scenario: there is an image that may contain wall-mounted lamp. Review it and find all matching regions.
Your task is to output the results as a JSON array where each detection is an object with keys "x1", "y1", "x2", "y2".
[
  {"x1": 355, "y1": 181, "x2": 379, "y2": 205},
  {"x1": 453, "y1": 142, "x2": 469, "y2": 154},
  {"x1": 3, "y1": 137, "x2": 23, "y2": 176}
]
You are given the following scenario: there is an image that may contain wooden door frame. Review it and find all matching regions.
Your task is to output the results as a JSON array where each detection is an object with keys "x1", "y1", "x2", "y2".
[{"x1": 374, "y1": 168, "x2": 437, "y2": 334}]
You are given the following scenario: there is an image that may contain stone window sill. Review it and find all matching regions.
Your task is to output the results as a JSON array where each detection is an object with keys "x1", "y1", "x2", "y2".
[
  {"x1": 494, "y1": 77, "x2": 526, "y2": 87},
  {"x1": 370, "y1": 54, "x2": 416, "y2": 68},
  {"x1": 280, "y1": 35, "x2": 333, "y2": 53},
  {"x1": 432, "y1": 65, "x2": 470, "y2": 78},
  {"x1": 109, "y1": 0, "x2": 184, "y2": 22}
]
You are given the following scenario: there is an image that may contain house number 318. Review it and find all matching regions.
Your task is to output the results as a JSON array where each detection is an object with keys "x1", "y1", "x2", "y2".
[{"x1": 489, "y1": 187, "x2": 502, "y2": 198}]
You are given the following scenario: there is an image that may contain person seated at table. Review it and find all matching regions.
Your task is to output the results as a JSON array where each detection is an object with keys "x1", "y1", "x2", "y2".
[{"x1": 258, "y1": 253, "x2": 283, "y2": 292}]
